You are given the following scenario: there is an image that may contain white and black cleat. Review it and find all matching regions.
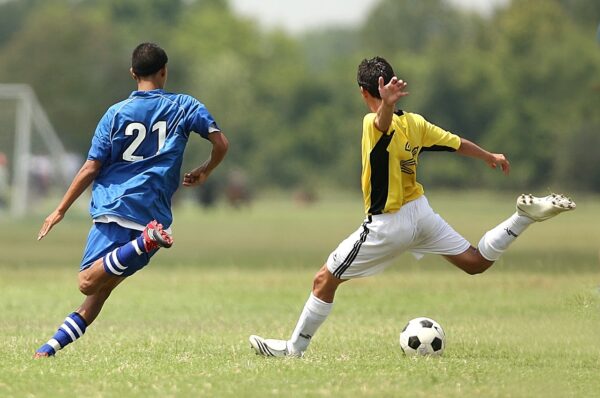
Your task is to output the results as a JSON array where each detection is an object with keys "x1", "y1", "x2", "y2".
[
  {"x1": 516, "y1": 193, "x2": 576, "y2": 221},
  {"x1": 249, "y1": 335, "x2": 302, "y2": 358}
]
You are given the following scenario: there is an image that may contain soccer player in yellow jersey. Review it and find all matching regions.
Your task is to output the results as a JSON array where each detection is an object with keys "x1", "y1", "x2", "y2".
[{"x1": 249, "y1": 56, "x2": 575, "y2": 357}]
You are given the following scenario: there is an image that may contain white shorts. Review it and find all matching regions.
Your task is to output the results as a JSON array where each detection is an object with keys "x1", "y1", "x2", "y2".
[{"x1": 326, "y1": 195, "x2": 471, "y2": 279}]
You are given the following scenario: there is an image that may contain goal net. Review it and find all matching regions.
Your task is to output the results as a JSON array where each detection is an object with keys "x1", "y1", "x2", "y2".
[{"x1": 0, "y1": 84, "x2": 75, "y2": 218}]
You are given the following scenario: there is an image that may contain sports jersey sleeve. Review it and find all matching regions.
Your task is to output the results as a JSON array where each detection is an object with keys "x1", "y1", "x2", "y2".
[
  {"x1": 186, "y1": 97, "x2": 220, "y2": 139},
  {"x1": 418, "y1": 114, "x2": 461, "y2": 151},
  {"x1": 87, "y1": 109, "x2": 113, "y2": 163}
]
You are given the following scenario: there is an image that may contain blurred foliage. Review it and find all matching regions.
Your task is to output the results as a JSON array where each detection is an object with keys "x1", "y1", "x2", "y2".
[{"x1": 0, "y1": 0, "x2": 598, "y2": 191}]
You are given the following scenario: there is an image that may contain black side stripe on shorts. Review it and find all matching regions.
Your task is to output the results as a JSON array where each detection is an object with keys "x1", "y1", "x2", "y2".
[{"x1": 333, "y1": 218, "x2": 371, "y2": 278}]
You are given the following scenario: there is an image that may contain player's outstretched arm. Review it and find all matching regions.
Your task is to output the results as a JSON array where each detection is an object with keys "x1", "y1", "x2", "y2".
[
  {"x1": 457, "y1": 138, "x2": 510, "y2": 176},
  {"x1": 37, "y1": 160, "x2": 102, "y2": 240},
  {"x1": 183, "y1": 131, "x2": 229, "y2": 187}
]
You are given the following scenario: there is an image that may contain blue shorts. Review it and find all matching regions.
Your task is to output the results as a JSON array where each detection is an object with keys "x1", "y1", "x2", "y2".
[{"x1": 80, "y1": 222, "x2": 156, "y2": 277}]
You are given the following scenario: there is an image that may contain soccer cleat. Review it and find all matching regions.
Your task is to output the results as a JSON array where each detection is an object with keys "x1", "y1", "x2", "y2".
[
  {"x1": 142, "y1": 220, "x2": 173, "y2": 251},
  {"x1": 516, "y1": 193, "x2": 576, "y2": 221},
  {"x1": 249, "y1": 335, "x2": 303, "y2": 358}
]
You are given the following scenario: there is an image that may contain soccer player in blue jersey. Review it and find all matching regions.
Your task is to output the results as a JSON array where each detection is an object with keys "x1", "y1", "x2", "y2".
[
  {"x1": 34, "y1": 42, "x2": 229, "y2": 358},
  {"x1": 249, "y1": 56, "x2": 575, "y2": 357}
]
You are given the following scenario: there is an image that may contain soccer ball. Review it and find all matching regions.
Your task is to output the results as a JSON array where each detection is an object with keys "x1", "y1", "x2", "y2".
[{"x1": 399, "y1": 317, "x2": 446, "y2": 356}]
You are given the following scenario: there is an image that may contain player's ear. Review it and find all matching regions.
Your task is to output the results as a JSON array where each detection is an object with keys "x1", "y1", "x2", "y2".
[
  {"x1": 129, "y1": 67, "x2": 138, "y2": 81},
  {"x1": 359, "y1": 86, "x2": 368, "y2": 99}
]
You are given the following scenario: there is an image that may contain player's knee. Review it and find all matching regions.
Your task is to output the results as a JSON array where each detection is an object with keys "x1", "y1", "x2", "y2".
[
  {"x1": 79, "y1": 282, "x2": 95, "y2": 295},
  {"x1": 312, "y1": 266, "x2": 344, "y2": 301},
  {"x1": 462, "y1": 258, "x2": 493, "y2": 275},
  {"x1": 78, "y1": 274, "x2": 97, "y2": 295},
  {"x1": 312, "y1": 267, "x2": 331, "y2": 290}
]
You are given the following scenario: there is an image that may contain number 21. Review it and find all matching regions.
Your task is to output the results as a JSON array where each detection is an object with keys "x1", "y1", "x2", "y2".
[{"x1": 122, "y1": 121, "x2": 167, "y2": 161}]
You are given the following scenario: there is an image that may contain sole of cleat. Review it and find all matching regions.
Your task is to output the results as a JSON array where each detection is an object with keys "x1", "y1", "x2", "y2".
[
  {"x1": 151, "y1": 228, "x2": 173, "y2": 248},
  {"x1": 516, "y1": 193, "x2": 576, "y2": 221}
]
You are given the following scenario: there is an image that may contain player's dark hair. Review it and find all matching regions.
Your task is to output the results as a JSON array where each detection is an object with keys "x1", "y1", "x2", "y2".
[
  {"x1": 357, "y1": 56, "x2": 395, "y2": 99},
  {"x1": 131, "y1": 42, "x2": 168, "y2": 77}
]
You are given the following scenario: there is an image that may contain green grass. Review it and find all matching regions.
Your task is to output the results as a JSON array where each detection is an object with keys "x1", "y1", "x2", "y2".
[{"x1": 1, "y1": 191, "x2": 599, "y2": 397}]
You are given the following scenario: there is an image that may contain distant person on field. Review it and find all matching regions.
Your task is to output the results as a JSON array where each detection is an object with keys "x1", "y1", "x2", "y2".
[
  {"x1": 34, "y1": 42, "x2": 228, "y2": 358},
  {"x1": 225, "y1": 169, "x2": 251, "y2": 208},
  {"x1": 0, "y1": 152, "x2": 8, "y2": 208},
  {"x1": 249, "y1": 56, "x2": 575, "y2": 357}
]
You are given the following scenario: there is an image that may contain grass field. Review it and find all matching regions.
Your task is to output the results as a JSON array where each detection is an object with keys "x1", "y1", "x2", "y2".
[{"x1": 1, "y1": 191, "x2": 599, "y2": 397}]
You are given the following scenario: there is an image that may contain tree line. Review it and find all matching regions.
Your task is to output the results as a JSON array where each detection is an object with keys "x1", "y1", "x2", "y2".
[{"x1": 0, "y1": 0, "x2": 599, "y2": 192}]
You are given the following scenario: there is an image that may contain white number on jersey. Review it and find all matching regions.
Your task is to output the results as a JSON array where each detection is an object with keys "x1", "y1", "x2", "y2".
[{"x1": 122, "y1": 121, "x2": 167, "y2": 162}]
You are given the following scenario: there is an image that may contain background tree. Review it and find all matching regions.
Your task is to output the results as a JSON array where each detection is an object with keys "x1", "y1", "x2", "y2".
[{"x1": 0, "y1": 0, "x2": 598, "y2": 192}]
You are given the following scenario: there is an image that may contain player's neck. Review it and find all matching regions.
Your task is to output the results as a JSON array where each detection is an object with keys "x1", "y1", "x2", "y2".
[
  {"x1": 136, "y1": 80, "x2": 164, "y2": 91},
  {"x1": 367, "y1": 97, "x2": 381, "y2": 113}
]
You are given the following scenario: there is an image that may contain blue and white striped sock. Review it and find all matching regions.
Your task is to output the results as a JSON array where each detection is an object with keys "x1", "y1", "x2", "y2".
[
  {"x1": 36, "y1": 312, "x2": 87, "y2": 356},
  {"x1": 103, "y1": 236, "x2": 146, "y2": 276}
]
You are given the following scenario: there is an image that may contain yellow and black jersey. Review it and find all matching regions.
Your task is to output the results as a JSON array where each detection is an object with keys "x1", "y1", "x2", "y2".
[{"x1": 361, "y1": 110, "x2": 461, "y2": 215}]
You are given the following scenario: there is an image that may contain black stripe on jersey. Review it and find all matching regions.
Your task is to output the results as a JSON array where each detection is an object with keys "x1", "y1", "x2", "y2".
[
  {"x1": 419, "y1": 145, "x2": 457, "y2": 153},
  {"x1": 368, "y1": 131, "x2": 395, "y2": 215},
  {"x1": 333, "y1": 218, "x2": 371, "y2": 279}
]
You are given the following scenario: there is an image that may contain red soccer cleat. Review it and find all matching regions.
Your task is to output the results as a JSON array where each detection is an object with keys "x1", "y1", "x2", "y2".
[{"x1": 142, "y1": 220, "x2": 173, "y2": 251}]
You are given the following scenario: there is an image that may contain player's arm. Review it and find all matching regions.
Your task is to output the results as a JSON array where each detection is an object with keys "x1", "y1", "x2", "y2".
[
  {"x1": 183, "y1": 131, "x2": 229, "y2": 187},
  {"x1": 374, "y1": 76, "x2": 408, "y2": 132},
  {"x1": 457, "y1": 138, "x2": 510, "y2": 175},
  {"x1": 37, "y1": 160, "x2": 102, "y2": 240}
]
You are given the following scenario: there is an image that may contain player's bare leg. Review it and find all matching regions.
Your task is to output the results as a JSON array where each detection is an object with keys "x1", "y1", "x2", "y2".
[
  {"x1": 311, "y1": 264, "x2": 347, "y2": 302},
  {"x1": 76, "y1": 274, "x2": 125, "y2": 325},
  {"x1": 34, "y1": 221, "x2": 173, "y2": 358},
  {"x1": 34, "y1": 260, "x2": 125, "y2": 358},
  {"x1": 250, "y1": 264, "x2": 347, "y2": 357},
  {"x1": 444, "y1": 247, "x2": 493, "y2": 275},
  {"x1": 78, "y1": 258, "x2": 122, "y2": 295},
  {"x1": 447, "y1": 193, "x2": 575, "y2": 274}
]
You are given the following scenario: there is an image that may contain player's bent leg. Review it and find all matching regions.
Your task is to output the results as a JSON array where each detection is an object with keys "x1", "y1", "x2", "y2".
[
  {"x1": 444, "y1": 246, "x2": 494, "y2": 275},
  {"x1": 34, "y1": 276, "x2": 125, "y2": 358},
  {"x1": 477, "y1": 193, "x2": 576, "y2": 262},
  {"x1": 36, "y1": 221, "x2": 171, "y2": 358},
  {"x1": 76, "y1": 276, "x2": 125, "y2": 325},
  {"x1": 79, "y1": 258, "x2": 122, "y2": 295}
]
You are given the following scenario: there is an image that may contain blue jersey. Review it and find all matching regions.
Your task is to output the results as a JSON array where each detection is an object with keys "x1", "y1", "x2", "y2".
[{"x1": 87, "y1": 89, "x2": 219, "y2": 228}]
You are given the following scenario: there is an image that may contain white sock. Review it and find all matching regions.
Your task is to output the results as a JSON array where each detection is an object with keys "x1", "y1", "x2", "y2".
[
  {"x1": 478, "y1": 212, "x2": 534, "y2": 261},
  {"x1": 288, "y1": 293, "x2": 332, "y2": 354}
]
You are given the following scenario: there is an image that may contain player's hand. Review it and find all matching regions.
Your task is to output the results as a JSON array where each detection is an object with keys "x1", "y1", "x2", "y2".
[
  {"x1": 183, "y1": 166, "x2": 210, "y2": 187},
  {"x1": 37, "y1": 209, "x2": 65, "y2": 240},
  {"x1": 378, "y1": 76, "x2": 409, "y2": 106},
  {"x1": 487, "y1": 153, "x2": 510, "y2": 176}
]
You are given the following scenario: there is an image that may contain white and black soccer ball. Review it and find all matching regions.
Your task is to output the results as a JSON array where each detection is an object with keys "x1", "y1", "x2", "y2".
[{"x1": 399, "y1": 317, "x2": 446, "y2": 356}]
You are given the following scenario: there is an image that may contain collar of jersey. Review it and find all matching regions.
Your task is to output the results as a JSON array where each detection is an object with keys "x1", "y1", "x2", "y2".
[
  {"x1": 394, "y1": 111, "x2": 408, "y2": 131},
  {"x1": 130, "y1": 89, "x2": 166, "y2": 97}
]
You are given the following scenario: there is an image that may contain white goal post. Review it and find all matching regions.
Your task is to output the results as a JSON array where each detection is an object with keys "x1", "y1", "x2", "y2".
[{"x1": 0, "y1": 84, "x2": 71, "y2": 217}]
